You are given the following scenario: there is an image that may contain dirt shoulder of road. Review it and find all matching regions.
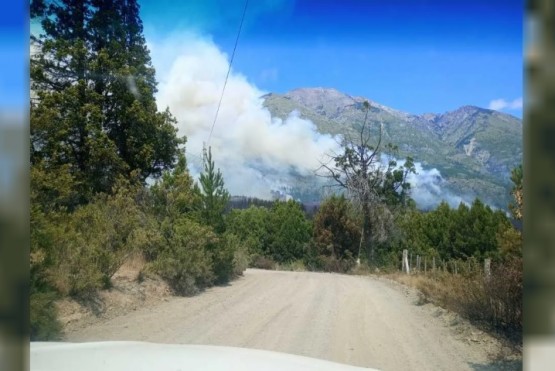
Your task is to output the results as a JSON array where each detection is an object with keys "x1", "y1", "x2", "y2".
[
  {"x1": 374, "y1": 273, "x2": 522, "y2": 364},
  {"x1": 56, "y1": 254, "x2": 172, "y2": 336}
]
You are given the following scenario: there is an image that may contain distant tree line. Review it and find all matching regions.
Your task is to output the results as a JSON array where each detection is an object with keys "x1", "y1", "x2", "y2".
[
  {"x1": 227, "y1": 196, "x2": 320, "y2": 218},
  {"x1": 227, "y1": 196, "x2": 276, "y2": 211}
]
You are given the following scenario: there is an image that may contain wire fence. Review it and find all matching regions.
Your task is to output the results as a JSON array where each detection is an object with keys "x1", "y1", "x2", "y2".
[{"x1": 399, "y1": 249, "x2": 491, "y2": 277}]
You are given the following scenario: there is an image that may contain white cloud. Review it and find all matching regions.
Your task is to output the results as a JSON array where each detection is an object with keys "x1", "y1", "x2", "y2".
[
  {"x1": 488, "y1": 97, "x2": 523, "y2": 111},
  {"x1": 154, "y1": 33, "x2": 341, "y2": 198}
]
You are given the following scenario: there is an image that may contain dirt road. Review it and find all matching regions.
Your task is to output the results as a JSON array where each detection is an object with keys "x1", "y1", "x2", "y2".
[{"x1": 66, "y1": 269, "x2": 517, "y2": 370}]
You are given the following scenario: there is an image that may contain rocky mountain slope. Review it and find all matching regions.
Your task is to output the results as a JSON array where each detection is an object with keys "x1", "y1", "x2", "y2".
[{"x1": 262, "y1": 88, "x2": 522, "y2": 210}]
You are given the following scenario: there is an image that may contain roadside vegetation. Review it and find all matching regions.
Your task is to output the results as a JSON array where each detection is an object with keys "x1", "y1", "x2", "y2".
[
  {"x1": 389, "y1": 166, "x2": 523, "y2": 349},
  {"x1": 30, "y1": 0, "x2": 246, "y2": 339},
  {"x1": 30, "y1": 0, "x2": 522, "y2": 348}
]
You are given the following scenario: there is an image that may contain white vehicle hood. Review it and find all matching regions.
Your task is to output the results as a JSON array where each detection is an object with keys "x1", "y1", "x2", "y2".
[{"x1": 31, "y1": 341, "x2": 379, "y2": 371}]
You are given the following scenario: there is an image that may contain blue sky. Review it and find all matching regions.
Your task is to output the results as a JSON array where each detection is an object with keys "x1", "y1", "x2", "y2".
[
  {"x1": 15, "y1": 0, "x2": 523, "y2": 117},
  {"x1": 0, "y1": 1, "x2": 27, "y2": 114},
  {"x1": 140, "y1": 0, "x2": 524, "y2": 117}
]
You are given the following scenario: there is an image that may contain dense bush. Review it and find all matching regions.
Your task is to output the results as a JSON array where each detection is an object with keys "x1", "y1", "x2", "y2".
[
  {"x1": 415, "y1": 257, "x2": 522, "y2": 342},
  {"x1": 266, "y1": 200, "x2": 311, "y2": 263},
  {"x1": 227, "y1": 201, "x2": 312, "y2": 265},
  {"x1": 312, "y1": 195, "x2": 360, "y2": 260},
  {"x1": 226, "y1": 206, "x2": 270, "y2": 256},
  {"x1": 151, "y1": 218, "x2": 216, "y2": 295},
  {"x1": 30, "y1": 291, "x2": 62, "y2": 341},
  {"x1": 150, "y1": 222, "x2": 248, "y2": 294},
  {"x1": 210, "y1": 232, "x2": 237, "y2": 284},
  {"x1": 298, "y1": 195, "x2": 360, "y2": 273},
  {"x1": 276, "y1": 260, "x2": 307, "y2": 271},
  {"x1": 392, "y1": 199, "x2": 511, "y2": 261},
  {"x1": 31, "y1": 186, "x2": 149, "y2": 297},
  {"x1": 232, "y1": 241, "x2": 250, "y2": 276}
]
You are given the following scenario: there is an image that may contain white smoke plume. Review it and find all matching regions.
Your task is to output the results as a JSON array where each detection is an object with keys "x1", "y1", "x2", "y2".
[
  {"x1": 382, "y1": 155, "x2": 472, "y2": 209},
  {"x1": 154, "y1": 34, "x2": 340, "y2": 199},
  {"x1": 406, "y1": 163, "x2": 470, "y2": 209},
  {"x1": 152, "y1": 33, "x2": 473, "y2": 207}
]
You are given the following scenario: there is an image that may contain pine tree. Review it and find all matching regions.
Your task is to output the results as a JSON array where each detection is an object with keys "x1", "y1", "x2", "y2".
[
  {"x1": 30, "y1": 0, "x2": 180, "y2": 206},
  {"x1": 199, "y1": 146, "x2": 230, "y2": 233}
]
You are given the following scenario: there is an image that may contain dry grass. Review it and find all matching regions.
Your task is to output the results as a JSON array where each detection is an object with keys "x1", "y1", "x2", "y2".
[
  {"x1": 112, "y1": 251, "x2": 147, "y2": 282},
  {"x1": 249, "y1": 255, "x2": 277, "y2": 270},
  {"x1": 276, "y1": 260, "x2": 307, "y2": 272},
  {"x1": 387, "y1": 258, "x2": 522, "y2": 346}
]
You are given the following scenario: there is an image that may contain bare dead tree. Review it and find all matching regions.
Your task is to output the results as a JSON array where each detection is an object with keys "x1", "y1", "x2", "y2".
[{"x1": 318, "y1": 101, "x2": 415, "y2": 265}]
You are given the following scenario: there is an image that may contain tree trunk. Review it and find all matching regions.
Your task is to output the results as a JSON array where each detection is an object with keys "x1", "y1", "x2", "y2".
[{"x1": 363, "y1": 205, "x2": 373, "y2": 265}]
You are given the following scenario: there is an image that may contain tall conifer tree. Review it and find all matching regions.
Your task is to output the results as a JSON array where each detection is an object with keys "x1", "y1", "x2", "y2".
[{"x1": 31, "y1": 0, "x2": 180, "y2": 206}]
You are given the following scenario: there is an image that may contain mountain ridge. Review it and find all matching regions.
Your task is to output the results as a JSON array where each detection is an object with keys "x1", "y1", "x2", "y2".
[{"x1": 262, "y1": 87, "x2": 522, "y2": 210}]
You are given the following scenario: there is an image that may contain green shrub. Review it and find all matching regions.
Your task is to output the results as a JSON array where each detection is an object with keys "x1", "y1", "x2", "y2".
[
  {"x1": 31, "y1": 184, "x2": 155, "y2": 297},
  {"x1": 30, "y1": 291, "x2": 62, "y2": 341},
  {"x1": 267, "y1": 200, "x2": 311, "y2": 263},
  {"x1": 211, "y1": 233, "x2": 236, "y2": 285},
  {"x1": 226, "y1": 206, "x2": 270, "y2": 256},
  {"x1": 231, "y1": 240, "x2": 249, "y2": 276},
  {"x1": 53, "y1": 240, "x2": 106, "y2": 295},
  {"x1": 151, "y1": 218, "x2": 215, "y2": 295}
]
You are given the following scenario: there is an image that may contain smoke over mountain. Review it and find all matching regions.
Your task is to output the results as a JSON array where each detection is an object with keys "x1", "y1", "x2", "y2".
[
  {"x1": 154, "y1": 34, "x2": 340, "y2": 199},
  {"x1": 376, "y1": 154, "x2": 471, "y2": 210},
  {"x1": 405, "y1": 162, "x2": 471, "y2": 209},
  {"x1": 153, "y1": 34, "x2": 478, "y2": 208}
]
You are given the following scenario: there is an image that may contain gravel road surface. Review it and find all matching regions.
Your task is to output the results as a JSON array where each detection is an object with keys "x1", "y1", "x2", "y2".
[{"x1": 66, "y1": 269, "x2": 515, "y2": 370}]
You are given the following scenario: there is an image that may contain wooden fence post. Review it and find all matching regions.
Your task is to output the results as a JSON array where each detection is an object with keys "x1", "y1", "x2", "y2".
[
  {"x1": 402, "y1": 249, "x2": 410, "y2": 274},
  {"x1": 416, "y1": 255, "x2": 419, "y2": 272},
  {"x1": 415, "y1": 255, "x2": 417, "y2": 272},
  {"x1": 484, "y1": 258, "x2": 491, "y2": 279},
  {"x1": 432, "y1": 257, "x2": 436, "y2": 272}
]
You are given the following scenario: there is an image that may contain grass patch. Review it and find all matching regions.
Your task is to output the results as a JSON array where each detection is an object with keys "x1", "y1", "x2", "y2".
[
  {"x1": 276, "y1": 260, "x2": 307, "y2": 272},
  {"x1": 387, "y1": 257, "x2": 522, "y2": 346}
]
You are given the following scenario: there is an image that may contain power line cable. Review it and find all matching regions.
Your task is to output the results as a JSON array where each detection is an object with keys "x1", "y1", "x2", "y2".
[{"x1": 207, "y1": 0, "x2": 249, "y2": 145}]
